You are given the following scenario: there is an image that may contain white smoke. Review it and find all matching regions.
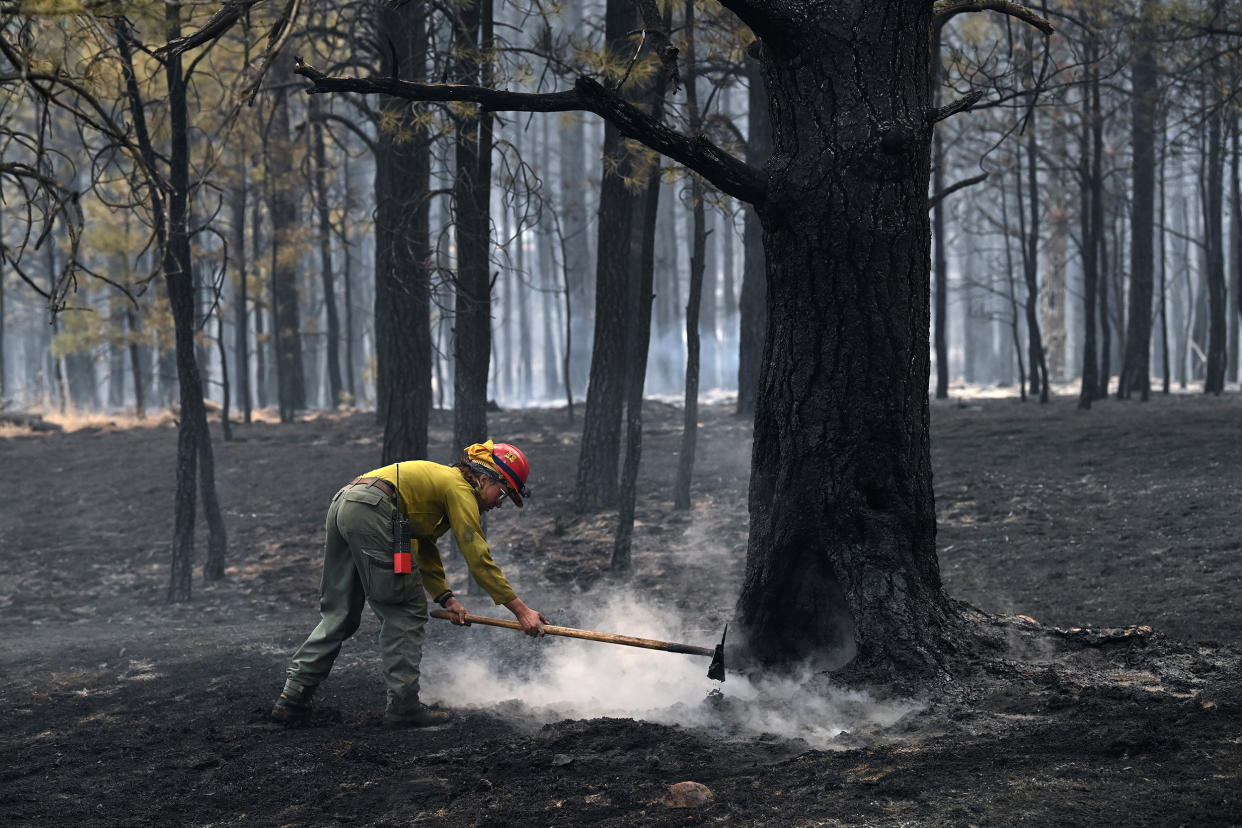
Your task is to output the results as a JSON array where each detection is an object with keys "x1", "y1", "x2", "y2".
[{"x1": 420, "y1": 592, "x2": 922, "y2": 748}]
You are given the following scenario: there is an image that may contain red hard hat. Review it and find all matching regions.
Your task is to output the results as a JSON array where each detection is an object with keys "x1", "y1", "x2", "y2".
[{"x1": 491, "y1": 442, "x2": 530, "y2": 507}]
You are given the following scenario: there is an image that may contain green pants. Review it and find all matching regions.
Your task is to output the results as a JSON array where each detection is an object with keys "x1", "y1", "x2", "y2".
[{"x1": 283, "y1": 481, "x2": 428, "y2": 713}]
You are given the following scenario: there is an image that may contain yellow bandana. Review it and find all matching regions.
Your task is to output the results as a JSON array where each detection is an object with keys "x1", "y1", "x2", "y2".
[{"x1": 464, "y1": 441, "x2": 501, "y2": 477}]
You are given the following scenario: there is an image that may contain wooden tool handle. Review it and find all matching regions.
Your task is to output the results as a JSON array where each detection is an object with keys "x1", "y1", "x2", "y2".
[{"x1": 429, "y1": 609, "x2": 714, "y2": 657}]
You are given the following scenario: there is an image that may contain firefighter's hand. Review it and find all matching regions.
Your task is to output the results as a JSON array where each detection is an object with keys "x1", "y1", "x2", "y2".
[
  {"x1": 443, "y1": 597, "x2": 470, "y2": 626},
  {"x1": 517, "y1": 607, "x2": 548, "y2": 637},
  {"x1": 504, "y1": 597, "x2": 548, "y2": 637}
]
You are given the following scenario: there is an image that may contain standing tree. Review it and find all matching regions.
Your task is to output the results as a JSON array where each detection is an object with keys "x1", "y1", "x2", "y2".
[
  {"x1": 451, "y1": 0, "x2": 496, "y2": 451},
  {"x1": 302, "y1": 0, "x2": 1052, "y2": 677},
  {"x1": 1119, "y1": 1, "x2": 1158, "y2": 401},
  {"x1": 572, "y1": 0, "x2": 655, "y2": 512},
  {"x1": 373, "y1": 0, "x2": 433, "y2": 463}
]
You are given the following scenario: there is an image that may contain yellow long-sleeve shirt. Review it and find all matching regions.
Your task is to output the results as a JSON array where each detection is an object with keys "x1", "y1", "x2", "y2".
[{"x1": 362, "y1": 461, "x2": 517, "y2": 605}]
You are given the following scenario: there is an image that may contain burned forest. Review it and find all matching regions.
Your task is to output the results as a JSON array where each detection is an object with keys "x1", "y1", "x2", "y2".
[{"x1": 2, "y1": 0, "x2": 1242, "y2": 825}]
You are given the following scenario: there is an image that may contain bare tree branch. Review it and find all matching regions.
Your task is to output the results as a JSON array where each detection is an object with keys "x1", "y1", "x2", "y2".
[
  {"x1": 926, "y1": 88, "x2": 986, "y2": 124},
  {"x1": 310, "y1": 110, "x2": 378, "y2": 154},
  {"x1": 934, "y1": 0, "x2": 1054, "y2": 35},
  {"x1": 158, "y1": 0, "x2": 267, "y2": 57},
  {"x1": 293, "y1": 58, "x2": 766, "y2": 203},
  {"x1": 928, "y1": 171, "x2": 988, "y2": 210}
]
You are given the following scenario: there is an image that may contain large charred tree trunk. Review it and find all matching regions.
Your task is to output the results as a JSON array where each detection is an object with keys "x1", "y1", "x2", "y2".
[
  {"x1": 1120, "y1": 14, "x2": 1157, "y2": 401},
  {"x1": 374, "y1": 0, "x2": 431, "y2": 463},
  {"x1": 737, "y1": 3, "x2": 959, "y2": 678},
  {"x1": 451, "y1": 0, "x2": 495, "y2": 451},
  {"x1": 736, "y1": 55, "x2": 769, "y2": 417}
]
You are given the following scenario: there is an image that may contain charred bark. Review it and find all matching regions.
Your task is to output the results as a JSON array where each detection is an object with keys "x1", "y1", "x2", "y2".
[{"x1": 737, "y1": 4, "x2": 960, "y2": 679}]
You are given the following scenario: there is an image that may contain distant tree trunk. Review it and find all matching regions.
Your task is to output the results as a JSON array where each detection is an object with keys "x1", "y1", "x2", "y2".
[
  {"x1": 1079, "y1": 38, "x2": 1100, "y2": 411},
  {"x1": 269, "y1": 49, "x2": 306, "y2": 423},
  {"x1": 700, "y1": 209, "x2": 719, "y2": 391},
  {"x1": 1230, "y1": 119, "x2": 1241, "y2": 385},
  {"x1": 1098, "y1": 199, "x2": 1111, "y2": 399},
  {"x1": 1159, "y1": 127, "x2": 1170, "y2": 395},
  {"x1": 675, "y1": 173, "x2": 706, "y2": 510},
  {"x1": 126, "y1": 307, "x2": 145, "y2": 418},
  {"x1": 1204, "y1": 109, "x2": 1227, "y2": 395},
  {"x1": 736, "y1": 55, "x2": 769, "y2": 417},
  {"x1": 215, "y1": 302, "x2": 232, "y2": 442},
  {"x1": 339, "y1": 152, "x2": 356, "y2": 405},
  {"x1": 574, "y1": 0, "x2": 644, "y2": 512},
  {"x1": 1001, "y1": 160, "x2": 1027, "y2": 401},
  {"x1": 1120, "y1": 14, "x2": 1157, "y2": 401},
  {"x1": 518, "y1": 238, "x2": 533, "y2": 403},
  {"x1": 559, "y1": 2, "x2": 592, "y2": 400},
  {"x1": 673, "y1": 0, "x2": 709, "y2": 512},
  {"x1": 231, "y1": 177, "x2": 251, "y2": 423},
  {"x1": 614, "y1": 160, "x2": 662, "y2": 570},
  {"x1": 1040, "y1": 202, "x2": 1067, "y2": 383},
  {"x1": 452, "y1": 0, "x2": 495, "y2": 451},
  {"x1": 1019, "y1": 125, "x2": 1049, "y2": 402},
  {"x1": 539, "y1": 118, "x2": 563, "y2": 401},
  {"x1": 310, "y1": 96, "x2": 343, "y2": 408},
  {"x1": 107, "y1": 296, "x2": 126, "y2": 409},
  {"x1": 251, "y1": 193, "x2": 268, "y2": 410},
  {"x1": 374, "y1": 0, "x2": 431, "y2": 463}
]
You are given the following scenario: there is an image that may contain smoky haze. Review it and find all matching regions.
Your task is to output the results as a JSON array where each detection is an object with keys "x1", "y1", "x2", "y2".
[{"x1": 420, "y1": 592, "x2": 922, "y2": 749}]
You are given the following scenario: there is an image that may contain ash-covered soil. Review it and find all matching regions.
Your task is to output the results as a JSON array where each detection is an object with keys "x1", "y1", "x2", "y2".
[{"x1": 1, "y1": 392, "x2": 1240, "y2": 826}]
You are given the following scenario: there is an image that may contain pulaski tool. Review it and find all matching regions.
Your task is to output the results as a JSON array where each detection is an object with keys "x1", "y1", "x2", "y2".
[{"x1": 430, "y1": 610, "x2": 727, "y2": 681}]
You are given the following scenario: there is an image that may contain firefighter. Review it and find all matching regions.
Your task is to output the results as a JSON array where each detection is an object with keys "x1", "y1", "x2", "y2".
[{"x1": 271, "y1": 441, "x2": 547, "y2": 727}]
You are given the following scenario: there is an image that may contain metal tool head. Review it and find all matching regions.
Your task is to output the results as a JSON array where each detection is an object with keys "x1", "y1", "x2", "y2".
[{"x1": 707, "y1": 624, "x2": 727, "y2": 682}]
